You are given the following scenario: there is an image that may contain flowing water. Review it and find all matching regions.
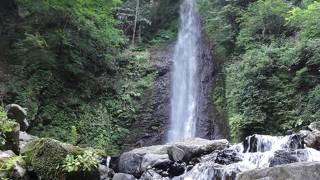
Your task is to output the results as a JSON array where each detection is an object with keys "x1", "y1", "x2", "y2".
[
  {"x1": 178, "y1": 134, "x2": 320, "y2": 180},
  {"x1": 167, "y1": 0, "x2": 201, "y2": 143}
]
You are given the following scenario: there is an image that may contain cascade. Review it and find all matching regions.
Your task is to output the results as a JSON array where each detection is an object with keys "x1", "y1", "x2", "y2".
[
  {"x1": 179, "y1": 134, "x2": 320, "y2": 179},
  {"x1": 168, "y1": 0, "x2": 201, "y2": 142}
]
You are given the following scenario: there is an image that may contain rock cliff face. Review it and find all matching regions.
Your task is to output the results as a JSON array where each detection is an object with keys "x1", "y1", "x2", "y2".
[
  {"x1": 196, "y1": 36, "x2": 229, "y2": 140},
  {"x1": 124, "y1": 42, "x2": 174, "y2": 149},
  {"x1": 125, "y1": 35, "x2": 229, "y2": 149}
]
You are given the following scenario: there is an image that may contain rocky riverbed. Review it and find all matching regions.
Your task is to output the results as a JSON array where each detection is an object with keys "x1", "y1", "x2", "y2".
[
  {"x1": 112, "y1": 122, "x2": 320, "y2": 180},
  {"x1": 2, "y1": 104, "x2": 320, "y2": 180}
]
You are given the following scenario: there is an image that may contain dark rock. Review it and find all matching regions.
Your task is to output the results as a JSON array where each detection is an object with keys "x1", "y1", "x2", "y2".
[
  {"x1": 118, "y1": 152, "x2": 143, "y2": 177},
  {"x1": 288, "y1": 134, "x2": 304, "y2": 150},
  {"x1": 168, "y1": 162, "x2": 185, "y2": 177},
  {"x1": 286, "y1": 129, "x2": 294, "y2": 135},
  {"x1": 112, "y1": 173, "x2": 136, "y2": 180},
  {"x1": 305, "y1": 130, "x2": 320, "y2": 150},
  {"x1": 215, "y1": 149, "x2": 242, "y2": 165},
  {"x1": 243, "y1": 135, "x2": 258, "y2": 153},
  {"x1": 237, "y1": 162, "x2": 320, "y2": 180},
  {"x1": 6, "y1": 104, "x2": 29, "y2": 131},
  {"x1": 109, "y1": 156, "x2": 119, "y2": 172},
  {"x1": 269, "y1": 150, "x2": 300, "y2": 167},
  {"x1": 196, "y1": 36, "x2": 230, "y2": 140},
  {"x1": 66, "y1": 169, "x2": 100, "y2": 180}
]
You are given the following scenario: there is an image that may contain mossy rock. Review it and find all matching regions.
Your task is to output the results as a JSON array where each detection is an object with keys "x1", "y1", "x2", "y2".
[
  {"x1": 21, "y1": 138, "x2": 99, "y2": 180},
  {"x1": 0, "y1": 150, "x2": 27, "y2": 179},
  {"x1": 3, "y1": 123, "x2": 20, "y2": 154}
]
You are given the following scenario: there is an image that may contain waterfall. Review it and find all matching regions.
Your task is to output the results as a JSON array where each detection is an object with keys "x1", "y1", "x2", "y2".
[{"x1": 167, "y1": 0, "x2": 201, "y2": 143}]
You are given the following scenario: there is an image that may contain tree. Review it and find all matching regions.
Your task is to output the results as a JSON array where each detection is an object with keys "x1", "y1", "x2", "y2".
[{"x1": 132, "y1": 0, "x2": 140, "y2": 46}]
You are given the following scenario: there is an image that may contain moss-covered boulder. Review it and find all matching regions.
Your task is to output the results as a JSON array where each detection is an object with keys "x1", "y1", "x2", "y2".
[{"x1": 21, "y1": 138, "x2": 99, "y2": 180}]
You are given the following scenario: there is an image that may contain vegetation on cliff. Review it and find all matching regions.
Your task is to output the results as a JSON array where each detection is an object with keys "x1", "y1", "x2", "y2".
[{"x1": 199, "y1": 0, "x2": 320, "y2": 141}]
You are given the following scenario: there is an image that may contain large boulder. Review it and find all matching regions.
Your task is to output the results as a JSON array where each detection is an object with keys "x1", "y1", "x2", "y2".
[
  {"x1": 6, "y1": 104, "x2": 29, "y2": 131},
  {"x1": 305, "y1": 130, "x2": 320, "y2": 150},
  {"x1": 21, "y1": 138, "x2": 99, "y2": 180},
  {"x1": 0, "y1": 150, "x2": 27, "y2": 179},
  {"x1": 269, "y1": 149, "x2": 308, "y2": 167},
  {"x1": 167, "y1": 138, "x2": 229, "y2": 162},
  {"x1": 237, "y1": 162, "x2": 320, "y2": 180},
  {"x1": 118, "y1": 138, "x2": 228, "y2": 177}
]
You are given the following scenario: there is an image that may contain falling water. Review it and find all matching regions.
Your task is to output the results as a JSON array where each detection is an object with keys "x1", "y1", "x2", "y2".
[{"x1": 167, "y1": 0, "x2": 201, "y2": 143}]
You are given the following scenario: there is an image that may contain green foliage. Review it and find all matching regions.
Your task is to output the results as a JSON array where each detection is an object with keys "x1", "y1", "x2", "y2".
[
  {"x1": 0, "y1": 155, "x2": 25, "y2": 180},
  {"x1": 1, "y1": 0, "x2": 158, "y2": 154},
  {"x1": 0, "y1": 156, "x2": 24, "y2": 172},
  {"x1": 287, "y1": 1, "x2": 320, "y2": 39},
  {"x1": 62, "y1": 150, "x2": 98, "y2": 172},
  {"x1": 0, "y1": 107, "x2": 17, "y2": 146},
  {"x1": 201, "y1": 0, "x2": 320, "y2": 141},
  {"x1": 237, "y1": 0, "x2": 291, "y2": 47}
]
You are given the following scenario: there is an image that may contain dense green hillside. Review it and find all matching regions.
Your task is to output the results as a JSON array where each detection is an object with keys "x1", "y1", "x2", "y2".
[
  {"x1": 0, "y1": 0, "x2": 179, "y2": 154},
  {"x1": 199, "y1": 0, "x2": 320, "y2": 141}
]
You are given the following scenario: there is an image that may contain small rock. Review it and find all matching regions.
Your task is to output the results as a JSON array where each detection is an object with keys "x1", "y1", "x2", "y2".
[
  {"x1": 215, "y1": 149, "x2": 242, "y2": 165},
  {"x1": 112, "y1": 173, "x2": 136, "y2": 180}
]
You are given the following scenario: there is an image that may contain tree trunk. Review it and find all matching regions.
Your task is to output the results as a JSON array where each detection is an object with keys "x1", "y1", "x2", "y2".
[{"x1": 132, "y1": 0, "x2": 140, "y2": 47}]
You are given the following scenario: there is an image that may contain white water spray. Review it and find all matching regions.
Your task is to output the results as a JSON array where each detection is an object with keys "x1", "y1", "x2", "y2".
[{"x1": 167, "y1": 0, "x2": 201, "y2": 142}]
